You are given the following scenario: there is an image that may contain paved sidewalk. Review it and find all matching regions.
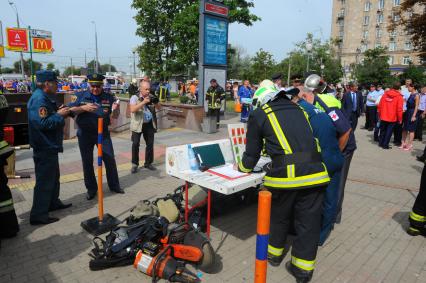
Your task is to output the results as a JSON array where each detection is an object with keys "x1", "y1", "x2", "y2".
[{"x1": 1, "y1": 115, "x2": 425, "y2": 283}]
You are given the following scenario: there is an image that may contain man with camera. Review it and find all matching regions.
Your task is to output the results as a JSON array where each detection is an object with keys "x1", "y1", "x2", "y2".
[{"x1": 130, "y1": 80, "x2": 159, "y2": 173}]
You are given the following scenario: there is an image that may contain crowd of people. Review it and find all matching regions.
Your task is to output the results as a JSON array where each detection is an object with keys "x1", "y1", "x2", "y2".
[{"x1": 1, "y1": 65, "x2": 425, "y2": 282}]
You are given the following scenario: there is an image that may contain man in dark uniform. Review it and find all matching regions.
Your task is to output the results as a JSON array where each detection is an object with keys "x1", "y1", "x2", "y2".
[
  {"x1": 304, "y1": 74, "x2": 357, "y2": 228},
  {"x1": 28, "y1": 70, "x2": 72, "y2": 225},
  {"x1": 0, "y1": 94, "x2": 19, "y2": 238},
  {"x1": 407, "y1": 162, "x2": 426, "y2": 236},
  {"x1": 205, "y1": 79, "x2": 225, "y2": 129},
  {"x1": 240, "y1": 80, "x2": 330, "y2": 282},
  {"x1": 68, "y1": 74, "x2": 123, "y2": 200}
]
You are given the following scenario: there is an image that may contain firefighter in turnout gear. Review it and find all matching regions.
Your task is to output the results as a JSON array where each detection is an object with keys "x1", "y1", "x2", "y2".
[
  {"x1": 205, "y1": 79, "x2": 225, "y2": 129},
  {"x1": 407, "y1": 162, "x2": 426, "y2": 236},
  {"x1": 239, "y1": 80, "x2": 330, "y2": 283}
]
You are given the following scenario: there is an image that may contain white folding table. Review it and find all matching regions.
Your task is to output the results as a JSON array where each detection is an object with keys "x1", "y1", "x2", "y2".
[{"x1": 165, "y1": 138, "x2": 270, "y2": 236}]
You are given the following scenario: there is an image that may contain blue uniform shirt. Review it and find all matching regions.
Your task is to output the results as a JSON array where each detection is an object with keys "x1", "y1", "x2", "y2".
[
  {"x1": 314, "y1": 95, "x2": 357, "y2": 155},
  {"x1": 28, "y1": 88, "x2": 65, "y2": 152},
  {"x1": 299, "y1": 100, "x2": 344, "y2": 174},
  {"x1": 68, "y1": 91, "x2": 116, "y2": 133},
  {"x1": 238, "y1": 86, "x2": 254, "y2": 101}
]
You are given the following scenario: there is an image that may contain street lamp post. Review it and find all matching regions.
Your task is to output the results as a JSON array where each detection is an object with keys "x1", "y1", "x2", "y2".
[
  {"x1": 8, "y1": 1, "x2": 25, "y2": 78},
  {"x1": 287, "y1": 53, "x2": 292, "y2": 86},
  {"x1": 91, "y1": 21, "x2": 99, "y2": 73},
  {"x1": 306, "y1": 40, "x2": 313, "y2": 73}
]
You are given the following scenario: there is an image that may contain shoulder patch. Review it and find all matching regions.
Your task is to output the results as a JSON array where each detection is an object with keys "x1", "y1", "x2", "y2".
[
  {"x1": 70, "y1": 95, "x2": 77, "y2": 103},
  {"x1": 39, "y1": 107, "x2": 48, "y2": 118},
  {"x1": 328, "y1": 110, "x2": 339, "y2": 122}
]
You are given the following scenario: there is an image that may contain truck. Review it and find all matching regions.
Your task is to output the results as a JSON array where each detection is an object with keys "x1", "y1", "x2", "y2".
[{"x1": 104, "y1": 72, "x2": 125, "y2": 94}]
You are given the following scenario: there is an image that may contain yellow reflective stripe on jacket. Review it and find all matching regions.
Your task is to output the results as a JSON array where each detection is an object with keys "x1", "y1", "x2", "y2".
[
  {"x1": 292, "y1": 256, "x2": 315, "y2": 271},
  {"x1": 238, "y1": 162, "x2": 252, "y2": 173},
  {"x1": 264, "y1": 171, "x2": 330, "y2": 188},
  {"x1": 410, "y1": 211, "x2": 426, "y2": 222},
  {"x1": 0, "y1": 198, "x2": 14, "y2": 213},
  {"x1": 268, "y1": 245, "x2": 284, "y2": 256},
  {"x1": 262, "y1": 104, "x2": 293, "y2": 154},
  {"x1": 287, "y1": 164, "x2": 295, "y2": 178}
]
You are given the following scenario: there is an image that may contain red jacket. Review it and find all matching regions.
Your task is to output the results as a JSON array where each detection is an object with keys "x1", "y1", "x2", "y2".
[{"x1": 378, "y1": 89, "x2": 403, "y2": 123}]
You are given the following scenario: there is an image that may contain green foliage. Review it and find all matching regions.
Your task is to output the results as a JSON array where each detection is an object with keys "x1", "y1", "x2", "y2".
[
  {"x1": 132, "y1": 0, "x2": 260, "y2": 79},
  {"x1": 46, "y1": 63, "x2": 55, "y2": 70},
  {"x1": 399, "y1": 64, "x2": 426, "y2": 86},
  {"x1": 247, "y1": 49, "x2": 275, "y2": 84},
  {"x1": 63, "y1": 66, "x2": 82, "y2": 77},
  {"x1": 0, "y1": 67, "x2": 15, "y2": 74},
  {"x1": 13, "y1": 59, "x2": 42, "y2": 75},
  {"x1": 353, "y1": 47, "x2": 392, "y2": 86}
]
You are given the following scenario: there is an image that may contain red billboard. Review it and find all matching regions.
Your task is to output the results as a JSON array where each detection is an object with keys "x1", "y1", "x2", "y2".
[
  {"x1": 205, "y1": 3, "x2": 229, "y2": 16},
  {"x1": 6, "y1": 27, "x2": 28, "y2": 51},
  {"x1": 33, "y1": 38, "x2": 53, "y2": 53}
]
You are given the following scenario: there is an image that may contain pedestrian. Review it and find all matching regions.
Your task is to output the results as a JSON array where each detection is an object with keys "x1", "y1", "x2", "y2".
[
  {"x1": 68, "y1": 74, "x2": 123, "y2": 200},
  {"x1": 297, "y1": 84, "x2": 344, "y2": 246},
  {"x1": 342, "y1": 82, "x2": 363, "y2": 131},
  {"x1": 27, "y1": 70, "x2": 72, "y2": 225},
  {"x1": 374, "y1": 86, "x2": 385, "y2": 142},
  {"x1": 231, "y1": 81, "x2": 239, "y2": 101},
  {"x1": 271, "y1": 73, "x2": 284, "y2": 90},
  {"x1": 378, "y1": 81, "x2": 404, "y2": 149},
  {"x1": 130, "y1": 80, "x2": 159, "y2": 173},
  {"x1": 365, "y1": 84, "x2": 380, "y2": 131},
  {"x1": 304, "y1": 74, "x2": 357, "y2": 232},
  {"x1": 414, "y1": 86, "x2": 426, "y2": 141},
  {"x1": 394, "y1": 79, "x2": 412, "y2": 146},
  {"x1": 238, "y1": 80, "x2": 254, "y2": 123},
  {"x1": 205, "y1": 79, "x2": 225, "y2": 129},
  {"x1": 407, "y1": 162, "x2": 426, "y2": 236},
  {"x1": 400, "y1": 83, "x2": 420, "y2": 151},
  {"x1": 240, "y1": 80, "x2": 330, "y2": 282}
]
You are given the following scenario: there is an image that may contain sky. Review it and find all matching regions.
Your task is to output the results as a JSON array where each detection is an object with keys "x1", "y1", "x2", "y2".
[{"x1": 0, "y1": 0, "x2": 333, "y2": 72}]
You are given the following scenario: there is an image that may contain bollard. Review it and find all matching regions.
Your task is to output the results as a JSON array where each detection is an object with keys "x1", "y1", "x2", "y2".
[
  {"x1": 254, "y1": 190, "x2": 271, "y2": 283},
  {"x1": 81, "y1": 118, "x2": 120, "y2": 236},
  {"x1": 97, "y1": 118, "x2": 104, "y2": 222}
]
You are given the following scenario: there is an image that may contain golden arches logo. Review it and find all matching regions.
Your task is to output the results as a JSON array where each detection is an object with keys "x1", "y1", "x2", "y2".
[{"x1": 35, "y1": 39, "x2": 48, "y2": 50}]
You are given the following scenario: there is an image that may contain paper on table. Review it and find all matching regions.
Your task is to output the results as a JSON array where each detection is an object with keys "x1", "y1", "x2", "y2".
[{"x1": 207, "y1": 164, "x2": 249, "y2": 180}]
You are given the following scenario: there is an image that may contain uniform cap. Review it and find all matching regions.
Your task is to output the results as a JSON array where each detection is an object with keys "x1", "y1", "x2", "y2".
[
  {"x1": 36, "y1": 70, "x2": 58, "y2": 83},
  {"x1": 87, "y1": 74, "x2": 105, "y2": 84},
  {"x1": 271, "y1": 73, "x2": 283, "y2": 81}
]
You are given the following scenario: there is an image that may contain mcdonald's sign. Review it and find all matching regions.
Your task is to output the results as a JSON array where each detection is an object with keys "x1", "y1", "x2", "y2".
[{"x1": 32, "y1": 38, "x2": 53, "y2": 53}]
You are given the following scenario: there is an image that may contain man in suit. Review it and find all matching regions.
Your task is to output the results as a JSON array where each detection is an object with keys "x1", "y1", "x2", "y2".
[{"x1": 342, "y1": 82, "x2": 363, "y2": 131}]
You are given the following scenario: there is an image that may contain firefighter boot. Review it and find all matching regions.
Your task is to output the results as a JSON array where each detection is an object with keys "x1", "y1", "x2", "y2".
[
  {"x1": 407, "y1": 225, "x2": 424, "y2": 236},
  {"x1": 267, "y1": 252, "x2": 284, "y2": 267},
  {"x1": 285, "y1": 261, "x2": 313, "y2": 283}
]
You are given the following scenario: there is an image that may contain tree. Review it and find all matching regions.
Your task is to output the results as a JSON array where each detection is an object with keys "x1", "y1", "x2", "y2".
[
  {"x1": 132, "y1": 0, "x2": 260, "y2": 79},
  {"x1": 100, "y1": 64, "x2": 117, "y2": 73},
  {"x1": 13, "y1": 59, "x2": 42, "y2": 75},
  {"x1": 275, "y1": 34, "x2": 343, "y2": 84},
  {"x1": 353, "y1": 47, "x2": 393, "y2": 86},
  {"x1": 248, "y1": 49, "x2": 275, "y2": 83},
  {"x1": 63, "y1": 66, "x2": 82, "y2": 77},
  {"x1": 388, "y1": 0, "x2": 426, "y2": 62},
  {"x1": 0, "y1": 67, "x2": 15, "y2": 74},
  {"x1": 46, "y1": 63, "x2": 55, "y2": 70},
  {"x1": 399, "y1": 64, "x2": 426, "y2": 86}
]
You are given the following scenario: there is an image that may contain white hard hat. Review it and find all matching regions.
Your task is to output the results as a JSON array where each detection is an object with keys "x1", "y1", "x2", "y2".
[{"x1": 252, "y1": 80, "x2": 279, "y2": 109}]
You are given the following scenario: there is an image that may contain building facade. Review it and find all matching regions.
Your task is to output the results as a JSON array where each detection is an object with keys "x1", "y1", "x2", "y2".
[{"x1": 331, "y1": 0, "x2": 421, "y2": 74}]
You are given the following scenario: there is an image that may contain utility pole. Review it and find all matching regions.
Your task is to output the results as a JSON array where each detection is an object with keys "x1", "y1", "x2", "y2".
[
  {"x1": 91, "y1": 21, "x2": 99, "y2": 73},
  {"x1": 108, "y1": 57, "x2": 111, "y2": 73},
  {"x1": 70, "y1": 57, "x2": 73, "y2": 76},
  {"x1": 84, "y1": 51, "x2": 87, "y2": 69},
  {"x1": 9, "y1": 1, "x2": 25, "y2": 78},
  {"x1": 132, "y1": 51, "x2": 136, "y2": 79}
]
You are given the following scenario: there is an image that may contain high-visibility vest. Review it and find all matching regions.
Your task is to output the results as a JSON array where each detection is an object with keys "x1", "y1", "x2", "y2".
[{"x1": 239, "y1": 98, "x2": 330, "y2": 190}]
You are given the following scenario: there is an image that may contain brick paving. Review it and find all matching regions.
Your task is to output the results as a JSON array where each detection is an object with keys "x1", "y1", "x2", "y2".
[{"x1": 1, "y1": 115, "x2": 425, "y2": 283}]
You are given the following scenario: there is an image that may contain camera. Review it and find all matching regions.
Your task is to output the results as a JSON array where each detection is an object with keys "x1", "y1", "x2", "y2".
[{"x1": 139, "y1": 95, "x2": 159, "y2": 105}]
